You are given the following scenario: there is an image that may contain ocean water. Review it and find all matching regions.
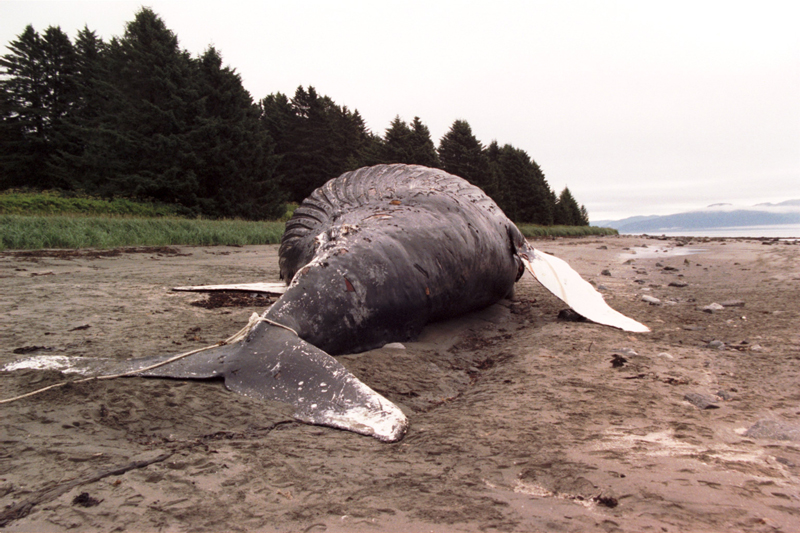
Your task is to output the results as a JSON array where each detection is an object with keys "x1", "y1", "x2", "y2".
[{"x1": 620, "y1": 224, "x2": 800, "y2": 239}]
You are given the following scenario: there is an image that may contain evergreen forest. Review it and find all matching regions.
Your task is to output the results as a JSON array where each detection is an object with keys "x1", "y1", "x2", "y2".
[{"x1": 0, "y1": 8, "x2": 589, "y2": 225}]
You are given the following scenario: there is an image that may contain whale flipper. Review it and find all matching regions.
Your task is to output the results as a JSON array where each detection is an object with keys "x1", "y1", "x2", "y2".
[
  {"x1": 519, "y1": 245, "x2": 650, "y2": 333},
  {"x1": 172, "y1": 282, "x2": 288, "y2": 294}
]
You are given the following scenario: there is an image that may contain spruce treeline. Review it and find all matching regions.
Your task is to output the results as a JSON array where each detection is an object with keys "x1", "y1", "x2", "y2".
[{"x1": 0, "y1": 8, "x2": 589, "y2": 224}]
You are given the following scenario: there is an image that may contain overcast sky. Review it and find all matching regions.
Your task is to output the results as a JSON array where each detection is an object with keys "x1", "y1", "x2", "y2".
[{"x1": 2, "y1": 0, "x2": 798, "y2": 220}]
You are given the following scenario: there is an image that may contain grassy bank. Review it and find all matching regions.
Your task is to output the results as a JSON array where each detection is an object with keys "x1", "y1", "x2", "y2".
[
  {"x1": 0, "y1": 191, "x2": 616, "y2": 251},
  {"x1": 518, "y1": 224, "x2": 618, "y2": 238},
  {"x1": 0, "y1": 215, "x2": 285, "y2": 251},
  {"x1": 1, "y1": 215, "x2": 616, "y2": 251},
  {"x1": 0, "y1": 190, "x2": 181, "y2": 217}
]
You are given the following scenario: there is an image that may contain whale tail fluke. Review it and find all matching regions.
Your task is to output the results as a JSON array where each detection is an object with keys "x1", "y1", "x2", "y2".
[
  {"x1": 519, "y1": 245, "x2": 650, "y2": 333},
  {"x1": 2, "y1": 321, "x2": 408, "y2": 443},
  {"x1": 215, "y1": 322, "x2": 408, "y2": 442},
  {"x1": 130, "y1": 321, "x2": 408, "y2": 442}
]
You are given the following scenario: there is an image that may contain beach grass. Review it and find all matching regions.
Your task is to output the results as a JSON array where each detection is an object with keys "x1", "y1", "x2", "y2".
[
  {"x1": 0, "y1": 190, "x2": 181, "y2": 217},
  {"x1": 0, "y1": 191, "x2": 616, "y2": 251},
  {"x1": 1, "y1": 215, "x2": 616, "y2": 251},
  {"x1": 0, "y1": 215, "x2": 285, "y2": 251},
  {"x1": 517, "y1": 224, "x2": 618, "y2": 238}
]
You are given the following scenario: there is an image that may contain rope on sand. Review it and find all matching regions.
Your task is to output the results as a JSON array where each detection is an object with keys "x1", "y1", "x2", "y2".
[{"x1": 0, "y1": 313, "x2": 298, "y2": 405}]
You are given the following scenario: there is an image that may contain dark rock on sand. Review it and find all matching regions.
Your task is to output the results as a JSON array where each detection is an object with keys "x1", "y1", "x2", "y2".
[
  {"x1": 745, "y1": 420, "x2": 800, "y2": 441},
  {"x1": 684, "y1": 392, "x2": 720, "y2": 409}
]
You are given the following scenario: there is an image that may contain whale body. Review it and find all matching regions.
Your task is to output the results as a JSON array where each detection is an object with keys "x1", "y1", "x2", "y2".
[{"x1": 5, "y1": 164, "x2": 649, "y2": 442}]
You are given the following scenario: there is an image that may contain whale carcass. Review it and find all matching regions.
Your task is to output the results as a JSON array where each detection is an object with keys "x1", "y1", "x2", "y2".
[{"x1": 6, "y1": 164, "x2": 648, "y2": 442}]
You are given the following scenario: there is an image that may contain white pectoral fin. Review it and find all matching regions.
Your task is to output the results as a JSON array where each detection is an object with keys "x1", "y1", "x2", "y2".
[
  {"x1": 172, "y1": 282, "x2": 288, "y2": 294},
  {"x1": 521, "y1": 248, "x2": 650, "y2": 333}
]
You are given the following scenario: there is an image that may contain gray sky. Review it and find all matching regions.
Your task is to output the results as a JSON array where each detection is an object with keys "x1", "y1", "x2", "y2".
[{"x1": 2, "y1": 0, "x2": 798, "y2": 220}]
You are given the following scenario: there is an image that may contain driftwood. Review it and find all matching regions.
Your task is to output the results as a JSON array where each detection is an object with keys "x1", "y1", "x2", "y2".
[
  {"x1": 0, "y1": 419, "x2": 297, "y2": 527},
  {"x1": 0, "y1": 452, "x2": 173, "y2": 527}
]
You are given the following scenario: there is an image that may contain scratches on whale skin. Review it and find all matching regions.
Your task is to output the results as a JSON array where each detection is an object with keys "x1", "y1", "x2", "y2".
[
  {"x1": 362, "y1": 214, "x2": 393, "y2": 222},
  {"x1": 344, "y1": 277, "x2": 356, "y2": 293}
]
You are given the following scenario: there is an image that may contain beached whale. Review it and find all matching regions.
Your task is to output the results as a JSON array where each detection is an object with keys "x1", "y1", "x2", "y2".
[{"x1": 6, "y1": 164, "x2": 648, "y2": 442}]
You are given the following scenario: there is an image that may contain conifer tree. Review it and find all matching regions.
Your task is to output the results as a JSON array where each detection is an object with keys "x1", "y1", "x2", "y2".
[
  {"x1": 40, "y1": 26, "x2": 77, "y2": 129},
  {"x1": 408, "y1": 117, "x2": 440, "y2": 168},
  {"x1": 380, "y1": 116, "x2": 413, "y2": 163},
  {"x1": 438, "y1": 119, "x2": 495, "y2": 196},
  {"x1": 485, "y1": 140, "x2": 513, "y2": 217},
  {"x1": 377, "y1": 115, "x2": 440, "y2": 168},
  {"x1": 48, "y1": 27, "x2": 111, "y2": 191},
  {"x1": 528, "y1": 157, "x2": 556, "y2": 225},
  {"x1": 579, "y1": 204, "x2": 589, "y2": 225},
  {"x1": 489, "y1": 143, "x2": 555, "y2": 224},
  {"x1": 189, "y1": 46, "x2": 282, "y2": 219},
  {"x1": 554, "y1": 187, "x2": 588, "y2": 226},
  {"x1": 261, "y1": 85, "x2": 372, "y2": 203},
  {"x1": 99, "y1": 8, "x2": 199, "y2": 207},
  {"x1": 354, "y1": 128, "x2": 384, "y2": 168},
  {"x1": 0, "y1": 25, "x2": 77, "y2": 188}
]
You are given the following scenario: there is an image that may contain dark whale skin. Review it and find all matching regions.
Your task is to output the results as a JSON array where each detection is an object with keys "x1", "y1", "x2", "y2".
[{"x1": 269, "y1": 164, "x2": 526, "y2": 355}]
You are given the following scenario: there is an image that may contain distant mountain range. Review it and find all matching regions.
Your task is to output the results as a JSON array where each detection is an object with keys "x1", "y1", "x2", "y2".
[{"x1": 593, "y1": 200, "x2": 800, "y2": 233}]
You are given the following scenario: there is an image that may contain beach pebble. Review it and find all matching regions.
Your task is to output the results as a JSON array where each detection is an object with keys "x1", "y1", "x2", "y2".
[
  {"x1": 702, "y1": 303, "x2": 725, "y2": 313},
  {"x1": 715, "y1": 390, "x2": 733, "y2": 401},
  {"x1": 611, "y1": 354, "x2": 627, "y2": 368},
  {"x1": 682, "y1": 324, "x2": 705, "y2": 331},
  {"x1": 708, "y1": 340, "x2": 725, "y2": 350},
  {"x1": 744, "y1": 420, "x2": 800, "y2": 441},
  {"x1": 601, "y1": 269, "x2": 612, "y2": 276},
  {"x1": 642, "y1": 295, "x2": 662, "y2": 305},
  {"x1": 383, "y1": 342, "x2": 406, "y2": 350},
  {"x1": 657, "y1": 352, "x2": 674, "y2": 359},
  {"x1": 720, "y1": 299, "x2": 745, "y2": 308},
  {"x1": 669, "y1": 280, "x2": 688, "y2": 288},
  {"x1": 558, "y1": 308, "x2": 587, "y2": 322},
  {"x1": 73, "y1": 492, "x2": 101, "y2": 508},
  {"x1": 684, "y1": 392, "x2": 719, "y2": 409}
]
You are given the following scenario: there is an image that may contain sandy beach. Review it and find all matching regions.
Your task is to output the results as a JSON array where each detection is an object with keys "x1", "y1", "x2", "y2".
[{"x1": 1, "y1": 235, "x2": 799, "y2": 532}]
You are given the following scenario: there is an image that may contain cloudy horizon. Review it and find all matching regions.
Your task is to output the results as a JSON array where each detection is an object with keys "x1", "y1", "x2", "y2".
[{"x1": 2, "y1": 0, "x2": 798, "y2": 221}]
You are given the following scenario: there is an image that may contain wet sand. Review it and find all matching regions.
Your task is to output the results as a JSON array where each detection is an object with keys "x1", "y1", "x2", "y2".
[{"x1": 1, "y1": 235, "x2": 799, "y2": 532}]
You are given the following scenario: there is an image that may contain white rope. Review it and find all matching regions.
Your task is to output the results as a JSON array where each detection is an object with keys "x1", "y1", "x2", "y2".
[{"x1": 0, "y1": 313, "x2": 298, "y2": 405}]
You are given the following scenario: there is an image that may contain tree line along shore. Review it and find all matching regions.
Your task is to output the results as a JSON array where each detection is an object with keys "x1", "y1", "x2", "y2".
[
  {"x1": 1, "y1": 9, "x2": 592, "y2": 220},
  {"x1": 1, "y1": 8, "x2": 615, "y2": 250}
]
